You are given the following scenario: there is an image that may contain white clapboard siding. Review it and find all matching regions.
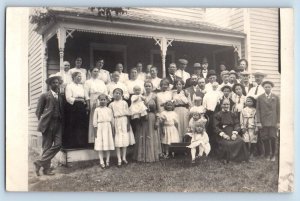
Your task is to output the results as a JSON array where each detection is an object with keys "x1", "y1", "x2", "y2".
[
  {"x1": 28, "y1": 11, "x2": 44, "y2": 149},
  {"x1": 204, "y1": 8, "x2": 231, "y2": 28},
  {"x1": 249, "y1": 8, "x2": 280, "y2": 95},
  {"x1": 229, "y1": 8, "x2": 245, "y2": 32}
]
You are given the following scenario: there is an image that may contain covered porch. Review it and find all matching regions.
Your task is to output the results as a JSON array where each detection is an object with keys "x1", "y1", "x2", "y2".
[{"x1": 36, "y1": 9, "x2": 245, "y2": 162}]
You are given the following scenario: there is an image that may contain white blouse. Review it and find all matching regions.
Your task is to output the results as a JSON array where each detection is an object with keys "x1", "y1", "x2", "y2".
[
  {"x1": 151, "y1": 77, "x2": 162, "y2": 91},
  {"x1": 84, "y1": 78, "x2": 108, "y2": 100},
  {"x1": 126, "y1": 79, "x2": 145, "y2": 94},
  {"x1": 65, "y1": 82, "x2": 85, "y2": 105},
  {"x1": 119, "y1": 72, "x2": 129, "y2": 83},
  {"x1": 107, "y1": 81, "x2": 130, "y2": 100},
  {"x1": 69, "y1": 67, "x2": 87, "y2": 84}
]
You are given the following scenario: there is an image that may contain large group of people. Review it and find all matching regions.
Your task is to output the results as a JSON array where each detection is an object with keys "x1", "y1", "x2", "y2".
[{"x1": 33, "y1": 56, "x2": 280, "y2": 176}]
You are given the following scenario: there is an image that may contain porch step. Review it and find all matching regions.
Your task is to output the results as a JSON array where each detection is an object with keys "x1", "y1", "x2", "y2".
[{"x1": 55, "y1": 148, "x2": 99, "y2": 165}]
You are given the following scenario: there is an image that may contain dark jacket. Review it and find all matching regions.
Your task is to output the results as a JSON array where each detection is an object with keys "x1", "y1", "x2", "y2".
[
  {"x1": 256, "y1": 93, "x2": 280, "y2": 127},
  {"x1": 36, "y1": 91, "x2": 64, "y2": 133}
]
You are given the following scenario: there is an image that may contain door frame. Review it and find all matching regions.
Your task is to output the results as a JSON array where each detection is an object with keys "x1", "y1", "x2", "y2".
[{"x1": 89, "y1": 42, "x2": 127, "y2": 71}]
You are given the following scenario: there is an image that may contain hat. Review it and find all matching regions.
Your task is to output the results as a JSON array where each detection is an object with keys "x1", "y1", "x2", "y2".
[
  {"x1": 220, "y1": 70, "x2": 229, "y2": 77},
  {"x1": 178, "y1": 59, "x2": 188, "y2": 65},
  {"x1": 229, "y1": 70, "x2": 237, "y2": 76},
  {"x1": 202, "y1": 57, "x2": 208, "y2": 64},
  {"x1": 236, "y1": 65, "x2": 245, "y2": 72},
  {"x1": 45, "y1": 73, "x2": 62, "y2": 85},
  {"x1": 262, "y1": 80, "x2": 274, "y2": 87},
  {"x1": 240, "y1": 71, "x2": 250, "y2": 76},
  {"x1": 207, "y1": 70, "x2": 217, "y2": 78},
  {"x1": 193, "y1": 63, "x2": 201, "y2": 68},
  {"x1": 220, "y1": 85, "x2": 232, "y2": 92},
  {"x1": 253, "y1": 71, "x2": 266, "y2": 77}
]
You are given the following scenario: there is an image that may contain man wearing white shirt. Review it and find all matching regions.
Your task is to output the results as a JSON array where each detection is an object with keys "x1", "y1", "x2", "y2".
[
  {"x1": 150, "y1": 66, "x2": 162, "y2": 91},
  {"x1": 247, "y1": 71, "x2": 266, "y2": 99},
  {"x1": 175, "y1": 58, "x2": 190, "y2": 83},
  {"x1": 205, "y1": 70, "x2": 218, "y2": 92},
  {"x1": 201, "y1": 57, "x2": 209, "y2": 82},
  {"x1": 136, "y1": 62, "x2": 146, "y2": 81},
  {"x1": 107, "y1": 71, "x2": 129, "y2": 100},
  {"x1": 218, "y1": 70, "x2": 233, "y2": 90}
]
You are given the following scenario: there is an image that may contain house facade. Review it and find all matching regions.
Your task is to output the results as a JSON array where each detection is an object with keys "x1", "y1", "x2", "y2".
[{"x1": 28, "y1": 8, "x2": 280, "y2": 151}]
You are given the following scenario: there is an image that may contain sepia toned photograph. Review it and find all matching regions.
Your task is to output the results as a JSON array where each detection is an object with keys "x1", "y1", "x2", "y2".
[{"x1": 5, "y1": 7, "x2": 294, "y2": 192}]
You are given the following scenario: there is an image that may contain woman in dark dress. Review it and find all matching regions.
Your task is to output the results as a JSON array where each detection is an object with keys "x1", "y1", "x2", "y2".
[
  {"x1": 214, "y1": 99, "x2": 249, "y2": 163},
  {"x1": 64, "y1": 72, "x2": 89, "y2": 148}
]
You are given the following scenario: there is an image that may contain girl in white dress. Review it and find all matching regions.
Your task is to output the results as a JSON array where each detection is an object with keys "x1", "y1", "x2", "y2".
[
  {"x1": 93, "y1": 94, "x2": 114, "y2": 169},
  {"x1": 186, "y1": 113, "x2": 210, "y2": 163},
  {"x1": 160, "y1": 101, "x2": 180, "y2": 158},
  {"x1": 109, "y1": 88, "x2": 135, "y2": 167},
  {"x1": 129, "y1": 85, "x2": 148, "y2": 119}
]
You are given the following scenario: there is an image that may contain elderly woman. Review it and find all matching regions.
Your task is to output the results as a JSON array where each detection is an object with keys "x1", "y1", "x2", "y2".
[
  {"x1": 115, "y1": 63, "x2": 129, "y2": 83},
  {"x1": 214, "y1": 99, "x2": 249, "y2": 164},
  {"x1": 84, "y1": 67, "x2": 108, "y2": 143},
  {"x1": 126, "y1": 68, "x2": 145, "y2": 95},
  {"x1": 65, "y1": 72, "x2": 89, "y2": 148},
  {"x1": 68, "y1": 57, "x2": 87, "y2": 84}
]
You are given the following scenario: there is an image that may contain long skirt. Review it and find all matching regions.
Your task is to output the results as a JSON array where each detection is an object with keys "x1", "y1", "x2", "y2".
[
  {"x1": 64, "y1": 101, "x2": 89, "y2": 148},
  {"x1": 217, "y1": 136, "x2": 249, "y2": 162},
  {"x1": 114, "y1": 116, "x2": 135, "y2": 148},
  {"x1": 88, "y1": 93, "x2": 101, "y2": 143},
  {"x1": 174, "y1": 106, "x2": 189, "y2": 142},
  {"x1": 94, "y1": 122, "x2": 115, "y2": 151},
  {"x1": 133, "y1": 113, "x2": 162, "y2": 162}
]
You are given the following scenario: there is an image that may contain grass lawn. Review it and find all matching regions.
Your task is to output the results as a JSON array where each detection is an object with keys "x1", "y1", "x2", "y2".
[{"x1": 28, "y1": 149, "x2": 279, "y2": 192}]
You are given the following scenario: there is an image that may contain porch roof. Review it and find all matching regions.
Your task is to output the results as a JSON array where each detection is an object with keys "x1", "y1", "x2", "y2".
[{"x1": 44, "y1": 7, "x2": 245, "y2": 37}]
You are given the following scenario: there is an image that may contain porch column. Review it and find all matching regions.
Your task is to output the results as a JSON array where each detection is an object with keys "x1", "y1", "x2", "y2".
[
  {"x1": 153, "y1": 37, "x2": 174, "y2": 77},
  {"x1": 57, "y1": 27, "x2": 66, "y2": 73}
]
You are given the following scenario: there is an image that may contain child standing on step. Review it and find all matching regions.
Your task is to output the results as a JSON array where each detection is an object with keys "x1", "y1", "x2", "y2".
[{"x1": 93, "y1": 94, "x2": 115, "y2": 169}]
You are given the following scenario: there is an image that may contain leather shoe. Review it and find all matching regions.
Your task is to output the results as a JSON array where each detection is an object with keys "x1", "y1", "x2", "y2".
[
  {"x1": 33, "y1": 161, "x2": 41, "y2": 176},
  {"x1": 43, "y1": 169, "x2": 55, "y2": 176}
]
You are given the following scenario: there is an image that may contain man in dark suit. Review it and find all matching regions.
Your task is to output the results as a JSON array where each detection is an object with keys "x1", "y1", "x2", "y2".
[
  {"x1": 256, "y1": 81, "x2": 280, "y2": 162},
  {"x1": 166, "y1": 63, "x2": 180, "y2": 89},
  {"x1": 200, "y1": 57, "x2": 209, "y2": 83},
  {"x1": 240, "y1": 71, "x2": 254, "y2": 95},
  {"x1": 185, "y1": 63, "x2": 202, "y2": 88},
  {"x1": 34, "y1": 74, "x2": 64, "y2": 176}
]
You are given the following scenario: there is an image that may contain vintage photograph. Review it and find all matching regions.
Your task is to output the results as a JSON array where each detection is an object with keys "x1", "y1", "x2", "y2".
[{"x1": 22, "y1": 7, "x2": 290, "y2": 192}]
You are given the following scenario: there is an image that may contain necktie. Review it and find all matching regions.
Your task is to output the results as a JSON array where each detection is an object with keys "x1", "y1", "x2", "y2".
[
  {"x1": 254, "y1": 86, "x2": 259, "y2": 95},
  {"x1": 238, "y1": 96, "x2": 241, "y2": 104}
]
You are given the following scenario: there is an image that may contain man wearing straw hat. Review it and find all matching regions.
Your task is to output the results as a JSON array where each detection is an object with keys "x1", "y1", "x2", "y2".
[
  {"x1": 247, "y1": 71, "x2": 266, "y2": 99},
  {"x1": 34, "y1": 73, "x2": 64, "y2": 176}
]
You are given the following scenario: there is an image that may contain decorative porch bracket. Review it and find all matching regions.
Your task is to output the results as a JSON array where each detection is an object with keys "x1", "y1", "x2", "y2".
[
  {"x1": 153, "y1": 37, "x2": 174, "y2": 77},
  {"x1": 57, "y1": 28, "x2": 76, "y2": 72}
]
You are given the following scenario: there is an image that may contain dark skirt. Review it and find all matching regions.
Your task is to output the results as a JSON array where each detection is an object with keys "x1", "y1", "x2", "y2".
[
  {"x1": 63, "y1": 101, "x2": 89, "y2": 148},
  {"x1": 217, "y1": 135, "x2": 249, "y2": 162}
]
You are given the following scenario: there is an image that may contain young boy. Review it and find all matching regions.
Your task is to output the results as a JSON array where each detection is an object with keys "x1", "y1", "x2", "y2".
[{"x1": 256, "y1": 81, "x2": 280, "y2": 162}]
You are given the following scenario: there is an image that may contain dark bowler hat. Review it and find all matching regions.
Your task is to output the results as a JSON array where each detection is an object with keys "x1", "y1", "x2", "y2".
[
  {"x1": 193, "y1": 63, "x2": 201, "y2": 68},
  {"x1": 178, "y1": 59, "x2": 188, "y2": 65},
  {"x1": 45, "y1": 73, "x2": 62, "y2": 85},
  {"x1": 262, "y1": 80, "x2": 274, "y2": 87},
  {"x1": 202, "y1": 57, "x2": 208, "y2": 64},
  {"x1": 240, "y1": 71, "x2": 250, "y2": 76},
  {"x1": 207, "y1": 70, "x2": 217, "y2": 78}
]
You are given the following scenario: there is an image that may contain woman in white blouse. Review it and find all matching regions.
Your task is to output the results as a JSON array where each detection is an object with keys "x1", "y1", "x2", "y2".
[
  {"x1": 65, "y1": 72, "x2": 89, "y2": 148},
  {"x1": 126, "y1": 68, "x2": 145, "y2": 95},
  {"x1": 84, "y1": 67, "x2": 108, "y2": 143},
  {"x1": 115, "y1": 63, "x2": 129, "y2": 83}
]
